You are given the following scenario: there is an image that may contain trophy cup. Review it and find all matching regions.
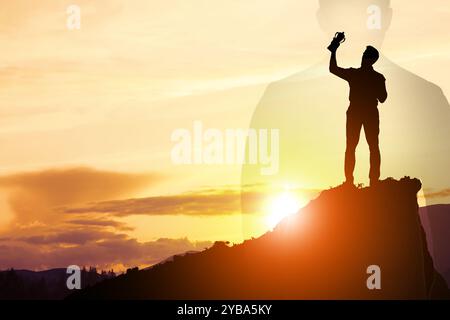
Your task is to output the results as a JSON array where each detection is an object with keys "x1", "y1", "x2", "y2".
[{"x1": 327, "y1": 32, "x2": 346, "y2": 52}]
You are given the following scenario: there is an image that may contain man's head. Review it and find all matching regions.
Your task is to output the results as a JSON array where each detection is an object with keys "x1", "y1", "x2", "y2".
[
  {"x1": 317, "y1": 0, "x2": 392, "y2": 49},
  {"x1": 362, "y1": 46, "x2": 379, "y2": 67}
]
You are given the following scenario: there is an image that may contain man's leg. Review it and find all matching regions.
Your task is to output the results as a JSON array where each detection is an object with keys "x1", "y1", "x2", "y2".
[
  {"x1": 363, "y1": 108, "x2": 381, "y2": 184},
  {"x1": 345, "y1": 110, "x2": 363, "y2": 184}
]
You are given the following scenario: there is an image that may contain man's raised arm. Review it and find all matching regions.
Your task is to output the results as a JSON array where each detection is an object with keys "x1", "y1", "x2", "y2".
[{"x1": 329, "y1": 51, "x2": 351, "y2": 81}]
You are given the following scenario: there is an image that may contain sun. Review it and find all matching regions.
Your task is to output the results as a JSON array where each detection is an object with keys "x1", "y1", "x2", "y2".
[{"x1": 265, "y1": 192, "x2": 303, "y2": 230}]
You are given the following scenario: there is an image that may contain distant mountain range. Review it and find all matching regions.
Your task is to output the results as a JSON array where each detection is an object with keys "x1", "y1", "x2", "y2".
[
  {"x1": 0, "y1": 268, "x2": 114, "y2": 300},
  {"x1": 419, "y1": 204, "x2": 450, "y2": 284}
]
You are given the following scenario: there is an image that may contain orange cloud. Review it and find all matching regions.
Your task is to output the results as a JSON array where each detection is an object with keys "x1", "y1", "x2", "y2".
[{"x1": 0, "y1": 167, "x2": 161, "y2": 224}]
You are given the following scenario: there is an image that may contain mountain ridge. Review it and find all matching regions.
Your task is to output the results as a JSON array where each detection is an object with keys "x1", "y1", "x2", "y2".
[{"x1": 67, "y1": 176, "x2": 449, "y2": 299}]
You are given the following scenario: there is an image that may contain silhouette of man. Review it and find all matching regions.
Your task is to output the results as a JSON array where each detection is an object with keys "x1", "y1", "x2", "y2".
[
  {"x1": 240, "y1": 0, "x2": 450, "y2": 240},
  {"x1": 329, "y1": 44, "x2": 387, "y2": 186}
]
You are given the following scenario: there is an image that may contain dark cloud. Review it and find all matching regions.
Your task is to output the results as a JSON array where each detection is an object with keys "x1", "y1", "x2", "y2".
[
  {"x1": 67, "y1": 218, "x2": 134, "y2": 231},
  {"x1": 15, "y1": 229, "x2": 127, "y2": 245},
  {"x1": 0, "y1": 235, "x2": 211, "y2": 271},
  {"x1": 64, "y1": 190, "x2": 259, "y2": 216},
  {"x1": 64, "y1": 187, "x2": 321, "y2": 217}
]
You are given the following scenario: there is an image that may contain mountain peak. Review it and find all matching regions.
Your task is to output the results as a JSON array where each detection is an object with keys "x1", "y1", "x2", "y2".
[{"x1": 69, "y1": 177, "x2": 449, "y2": 300}]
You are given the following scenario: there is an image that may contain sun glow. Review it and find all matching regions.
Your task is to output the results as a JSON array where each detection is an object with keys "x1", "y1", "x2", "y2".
[{"x1": 265, "y1": 192, "x2": 303, "y2": 230}]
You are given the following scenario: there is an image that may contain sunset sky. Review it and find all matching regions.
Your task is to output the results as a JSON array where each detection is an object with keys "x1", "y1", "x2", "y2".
[{"x1": 0, "y1": 0, "x2": 449, "y2": 271}]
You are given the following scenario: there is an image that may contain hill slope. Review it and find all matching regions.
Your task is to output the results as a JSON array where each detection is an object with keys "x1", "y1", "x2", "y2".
[{"x1": 69, "y1": 177, "x2": 449, "y2": 299}]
